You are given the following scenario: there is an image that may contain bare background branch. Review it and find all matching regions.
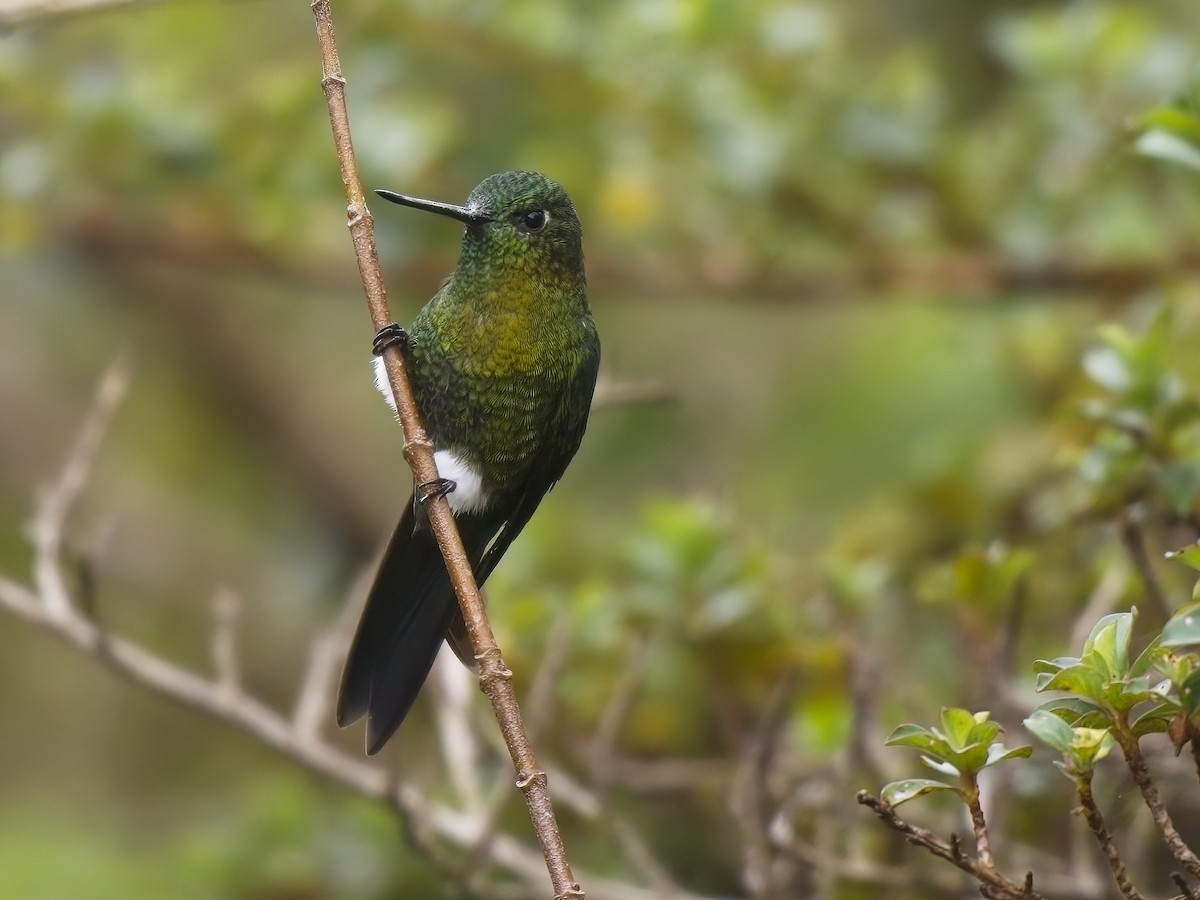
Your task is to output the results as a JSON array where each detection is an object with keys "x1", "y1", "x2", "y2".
[{"x1": 0, "y1": 361, "x2": 735, "y2": 900}]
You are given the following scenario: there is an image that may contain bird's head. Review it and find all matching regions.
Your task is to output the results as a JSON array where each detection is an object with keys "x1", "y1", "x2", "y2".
[{"x1": 376, "y1": 171, "x2": 584, "y2": 283}]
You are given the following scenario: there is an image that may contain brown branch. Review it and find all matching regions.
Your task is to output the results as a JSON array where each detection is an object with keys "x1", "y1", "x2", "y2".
[
  {"x1": 0, "y1": 0, "x2": 169, "y2": 27},
  {"x1": 67, "y1": 209, "x2": 1200, "y2": 325},
  {"x1": 589, "y1": 629, "x2": 657, "y2": 792},
  {"x1": 30, "y1": 355, "x2": 130, "y2": 620},
  {"x1": 430, "y1": 650, "x2": 487, "y2": 812},
  {"x1": 1074, "y1": 771, "x2": 1146, "y2": 900},
  {"x1": 730, "y1": 669, "x2": 800, "y2": 899},
  {"x1": 1068, "y1": 563, "x2": 1127, "y2": 657},
  {"x1": 856, "y1": 792, "x2": 1044, "y2": 900},
  {"x1": 963, "y1": 776, "x2": 994, "y2": 869},
  {"x1": 1112, "y1": 725, "x2": 1200, "y2": 880},
  {"x1": 784, "y1": 836, "x2": 963, "y2": 896},
  {"x1": 450, "y1": 614, "x2": 575, "y2": 890},
  {"x1": 590, "y1": 378, "x2": 674, "y2": 409},
  {"x1": 463, "y1": 628, "x2": 692, "y2": 900},
  {"x1": 292, "y1": 570, "x2": 368, "y2": 742},
  {"x1": 524, "y1": 612, "x2": 574, "y2": 744},
  {"x1": 209, "y1": 587, "x2": 242, "y2": 699},
  {"x1": 1118, "y1": 515, "x2": 1172, "y2": 624},
  {"x1": 308, "y1": 5, "x2": 581, "y2": 897}
]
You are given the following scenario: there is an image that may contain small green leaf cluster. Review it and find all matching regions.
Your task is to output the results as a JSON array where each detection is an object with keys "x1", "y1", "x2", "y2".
[
  {"x1": 1023, "y1": 709, "x2": 1113, "y2": 779},
  {"x1": 1075, "y1": 310, "x2": 1200, "y2": 519},
  {"x1": 1136, "y1": 94, "x2": 1200, "y2": 173},
  {"x1": 882, "y1": 708, "x2": 1031, "y2": 807},
  {"x1": 1153, "y1": 548, "x2": 1200, "y2": 730},
  {"x1": 1028, "y1": 568, "x2": 1200, "y2": 778},
  {"x1": 1033, "y1": 611, "x2": 1165, "y2": 733},
  {"x1": 881, "y1": 546, "x2": 1200, "y2": 804}
]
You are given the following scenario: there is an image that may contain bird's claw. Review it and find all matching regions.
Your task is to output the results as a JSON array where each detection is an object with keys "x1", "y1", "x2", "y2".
[
  {"x1": 417, "y1": 478, "x2": 457, "y2": 504},
  {"x1": 372, "y1": 323, "x2": 409, "y2": 357}
]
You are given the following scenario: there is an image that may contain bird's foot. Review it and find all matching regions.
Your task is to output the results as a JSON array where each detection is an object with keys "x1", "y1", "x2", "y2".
[
  {"x1": 417, "y1": 477, "x2": 457, "y2": 504},
  {"x1": 372, "y1": 323, "x2": 409, "y2": 356}
]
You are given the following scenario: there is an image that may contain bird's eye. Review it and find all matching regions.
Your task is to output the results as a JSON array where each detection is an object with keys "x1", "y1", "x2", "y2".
[{"x1": 513, "y1": 208, "x2": 548, "y2": 233}]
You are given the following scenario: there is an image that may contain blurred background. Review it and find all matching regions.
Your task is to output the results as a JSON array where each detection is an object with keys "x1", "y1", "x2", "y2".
[{"x1": 3, "y1": 0, "x2": 1200, "y2": 897}]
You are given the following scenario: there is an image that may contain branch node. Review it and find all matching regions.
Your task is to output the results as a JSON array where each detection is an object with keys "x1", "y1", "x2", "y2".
[
  {"x1": 516, "y1": 769, "x2": 548, "y2": 791},
  {"x1": 476, "y1": 647, "x2": 512, "y2": 680},
  {"x1": 402, "y1": 434, "x2": 436, "y2": 463}
]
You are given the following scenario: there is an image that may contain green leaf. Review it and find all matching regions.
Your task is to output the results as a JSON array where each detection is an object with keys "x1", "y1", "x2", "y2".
[
  {"x1": 939, "y1": 707, "x2": 981, "y2": 749},
  {"x1": 1026, "y1": 711, "x2": 1112, "y2": 773},
  {"x1": 1084, "y1": 612, "x2": 1134, "y2": 677},
  {"x1": 1161, "y1": 603, "x2": 1200, "y2": 648},
  {"x1": 1102, "y1": 674, "x2": 1158, "y2": 713},
  {"x1": 1083, "y1": 345, "x2": 1130, "y2": 392},
  {"x1": 920, "y1": 756, "x2": 961, "y2": 777},
  {"x1": 881, "y1": 778, "x2": 959, "y2": 807},
  {"x1": 1152, "y1": 647, "x2": 1196, "y2": 686},
  {"x1": 1037, "y1": 662, "x2": 1107, "y2": 700},
  {"x1": 1035, "y1": 697, "x2": 1113, "y2": 729},
  {"x1": 889, "y1": 710, "x2": 1014, "y2": 776},
  {"x1": 965, "y1": 719, "x2": 1002, "y2": 749},
  {"x1": 1131, "y1": 700, "x2": 1178, "y2": 737},
  {"x1": 1069, "y1": 728, "x2": 1115, "y2": 768},
  {"x1": 1180, "y1": 669, "x2": 1200, "y2": 722},
  {"x1": 1131, "y1": 636, "x2": 1162, "y2": 678},
  {"x1": 1136, "y1": 129, "x2": 1200, "y2": 171},
  {"x1": 1165, "y1": 543, "x2": 1200, "y2": 573},
  {"x1": 1162, "y1": 466, "x2": 1200, "y2": 518},
  {"x1": 983, "y1": 743, "x2": 1033, "y2": 768},
  {"x1": 884, "y1": 724, "x2": 946, "y2": 757},
  {"x1": 1025, "y1": 709, "x2": 1076, "y2": 752},
  {"x1": 1139, "y1": 105, "x2": 1200, "y2": 144},
  {"x1": 1089, "y1": 626, "x2": 1120, "y2": 678},
  {"x1": 1033, "y1": 656, "x2": 1077, "y2": 676}
]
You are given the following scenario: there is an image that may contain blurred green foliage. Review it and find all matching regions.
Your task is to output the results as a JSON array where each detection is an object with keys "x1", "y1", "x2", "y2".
[
  {"x1": 3, "y1": 0, "x2": 1200, "y2": 275},
  {"x1": 4, "y1": 0, "x2": 1200, "y2": 898}
]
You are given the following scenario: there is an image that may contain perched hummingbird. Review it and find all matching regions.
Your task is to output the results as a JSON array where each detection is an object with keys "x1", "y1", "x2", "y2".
[{"x1": 337, "y1": 171, "x2": 600, "y2": 754}]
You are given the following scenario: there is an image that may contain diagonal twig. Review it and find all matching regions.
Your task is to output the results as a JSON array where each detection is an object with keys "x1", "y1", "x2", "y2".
[
  {"x1": 1111, "y1": 725, "x2": 1200, "y2": 880},
  {"x1": 30, "y1": 355, "x2": 131, "y2": 621},
  {"x1": 856, "y1": 791, "x2": 1044, "y2": 900},
  {"x1": 291, "y1": 566, "x2": 370, "y2": 742},
  {"x1": 308, "y1": 4, "x2": 581, "y2": 896},
  {"x1": 1118, "y1": 515, "x2": 1172, "y2": 624},
  {"x1": 1074, "y1": 771, "x2": 1146, "y2": 900},
  {"x1": 0, "y1": 0, "x2": 170, "y2": 28}
]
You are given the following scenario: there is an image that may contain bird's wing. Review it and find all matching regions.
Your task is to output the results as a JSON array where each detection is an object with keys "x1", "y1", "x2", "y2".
[{"x1": 475, "y1": 338, "x2": 601, "y2": 584}]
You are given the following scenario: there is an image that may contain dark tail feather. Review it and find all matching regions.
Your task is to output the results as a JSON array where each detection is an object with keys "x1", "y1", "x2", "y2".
[{"x1": 336, "y1": 501, "x2": 495, "y2": 754}]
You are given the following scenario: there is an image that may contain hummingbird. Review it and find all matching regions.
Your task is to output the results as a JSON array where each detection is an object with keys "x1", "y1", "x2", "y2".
[{"x1": 337, "y1": 171, "x2": 601, "y2": 754}]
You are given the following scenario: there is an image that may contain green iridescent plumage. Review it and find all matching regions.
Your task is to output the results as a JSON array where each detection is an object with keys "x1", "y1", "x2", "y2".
[{"x1": 338, "y1": 171, "x2": 600, "y2": 753}]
